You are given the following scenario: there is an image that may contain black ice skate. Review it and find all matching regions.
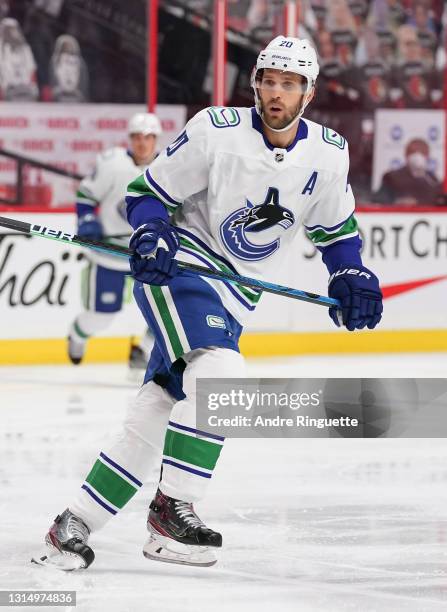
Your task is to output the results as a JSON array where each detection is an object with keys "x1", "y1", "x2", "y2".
[
  {"x1": 67, "y1": 320, "x2": 88, "y2": 365},
  {"x1": 67, "y1": 335, "x2": 85, "y2": 365},
  {"x1": 143, "y1": 488, "x2": 222, "y2": 567},
  {"x1": 128, "y1": 343, "x2": 147, "y2": 370},
  {"x1": 31, "y1": 509, "x2": 94, "y2": 571},
  {"x1": 127, "y1": 340, "x2": 149, "y2": 383}
]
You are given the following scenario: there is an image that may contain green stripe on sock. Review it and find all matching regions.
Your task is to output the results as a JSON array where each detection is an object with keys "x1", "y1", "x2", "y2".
[
  {"x1": 164, "y1": 429, "x2": 223, "y2": 471},
  {"x1": 85, "y1": 459, "x2": 138, "y2": 509},
  {"x1": 74, "y1": 320, "x2": 89, "y2": 339},
  {"x1": 150, "y1": 286, "x2": 184, "y2": 358},
  {"x1": 306, "y1": 215, "x2": 358, "y2": 246}
]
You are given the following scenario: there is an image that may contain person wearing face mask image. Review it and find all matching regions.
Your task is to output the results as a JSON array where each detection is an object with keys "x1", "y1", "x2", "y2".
[{"x1": 374, "y1": 138, "x2": 445, "y2": 205}]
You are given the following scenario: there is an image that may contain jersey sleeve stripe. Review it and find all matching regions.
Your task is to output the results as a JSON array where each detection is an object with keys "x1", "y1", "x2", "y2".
[
  {"x1": 127, "y1": 174, "x2": 149, "y2": 195},
  {"x1": 76, "y1": 196, "x2": 97, "y2": 206},
  {"x1": 304, "y1": 212, "x2": 354, "y2": 233},
  {"x1": 126, "y1": 191, "x2": 146, "y2": 198},
  {"x1": 310, "y1": 230, "x2": 359, "y2": 247},
  {"x1": 144, "y1": 169, "x2": 181, "y2": 208},
  {"x1": 306, "y1": 215, "x2": 358, "y2": 246},
  {"x1": 76, "y1": 189, "x2": 98, "y2": 205},
  {"x1": 126, "y1": 175, "x2": 176, "y2": 216}
]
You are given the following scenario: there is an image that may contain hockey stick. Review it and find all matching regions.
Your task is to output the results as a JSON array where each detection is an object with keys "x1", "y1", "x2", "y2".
[{"x1": 0, "y1": 215, "x2": 340, "y2": 308}]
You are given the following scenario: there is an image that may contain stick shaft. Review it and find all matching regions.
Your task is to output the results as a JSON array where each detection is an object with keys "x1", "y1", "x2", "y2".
[{"x1": 0, "y1": 215, "x2": 339, "y2": 308}]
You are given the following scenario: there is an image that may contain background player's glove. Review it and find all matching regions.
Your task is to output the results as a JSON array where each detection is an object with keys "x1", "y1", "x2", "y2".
[
  {"x1": 328, "y1": 263, "x2": 383, "y2": 331},
  {"x1": 77, "y1": 213, "x2": 103, "y2": 240},
  {"x1": 129, "y1": 219, "x2": 180, "y2": 286}
]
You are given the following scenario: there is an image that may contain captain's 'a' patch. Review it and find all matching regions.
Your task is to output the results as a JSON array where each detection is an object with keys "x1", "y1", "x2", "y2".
[{"x1": 322, "y1": 126, "x2": 346, "y2": 149}]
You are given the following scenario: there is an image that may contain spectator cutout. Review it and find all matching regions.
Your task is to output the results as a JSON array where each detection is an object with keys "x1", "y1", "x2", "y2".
[
  {"x1": 0, "y1": 17, "x2": 38, "y2": 101},
  {"x1": 49, "y1": 34, "x2": 89, "y2": 102}
]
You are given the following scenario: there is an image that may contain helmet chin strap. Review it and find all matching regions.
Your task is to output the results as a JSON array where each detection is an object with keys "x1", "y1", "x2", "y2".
[{"x1": 260, "y1": 108, "x2": 302, "y2": 133}]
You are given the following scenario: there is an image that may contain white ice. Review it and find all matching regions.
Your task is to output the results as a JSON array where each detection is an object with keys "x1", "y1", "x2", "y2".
[{"x1": 1, "y1": 353, "x2": 447, "y2": 612}]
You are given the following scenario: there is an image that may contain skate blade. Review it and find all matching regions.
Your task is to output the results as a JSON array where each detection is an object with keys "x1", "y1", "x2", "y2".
[
  {"x1": 31, "y1": 544, "x2": 88, "y2": 572},
  {"x1": 143, "y1": 533, "x2": 217, "y2": 567}
]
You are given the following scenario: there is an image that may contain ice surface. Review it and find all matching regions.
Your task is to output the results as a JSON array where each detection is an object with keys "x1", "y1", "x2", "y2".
[{"x1": 1, "y1": 354, "x2": 447, "y2": 612}]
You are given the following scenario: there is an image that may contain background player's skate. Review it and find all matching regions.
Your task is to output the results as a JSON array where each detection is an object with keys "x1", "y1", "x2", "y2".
[
  {"x1": 128, "y1": 329, "x2": 155, "y2": 381},
  {"x1": 67, "y1": 320, "x2": 88, "y2": 365}
]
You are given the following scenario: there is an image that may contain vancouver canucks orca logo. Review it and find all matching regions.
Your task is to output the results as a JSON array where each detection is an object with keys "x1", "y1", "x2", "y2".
[{"x1": 220, "y1": 187, "x2": 295, "y2": 261}]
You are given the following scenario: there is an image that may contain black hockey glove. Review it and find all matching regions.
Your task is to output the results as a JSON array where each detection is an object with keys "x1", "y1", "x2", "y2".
[
  {"x1": 129, "y1": 219, "x2": 180, "y2": 286},
  {"x1": 328, "y1": 263, "x2": 383, "y2": 331},
  {"x1": 77, "y1": 213, "x2": 103, "y2": 240}
]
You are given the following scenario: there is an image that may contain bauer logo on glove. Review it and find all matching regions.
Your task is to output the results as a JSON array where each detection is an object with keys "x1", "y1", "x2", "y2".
[
  {"x1": 328, "y1": 263, "x2": 383, "y2": 332},
  {"x1": 328, "y1": 268, "x2": 372, "y2": 282}
]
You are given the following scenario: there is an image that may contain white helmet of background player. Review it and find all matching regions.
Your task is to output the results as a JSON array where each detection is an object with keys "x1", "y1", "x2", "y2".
[
  {"x1": 128, "y1": 112, "x2": 162, "y2": 136},
  {"x1": 251, "y1": 36, "x2": 319, "y2": 132}
]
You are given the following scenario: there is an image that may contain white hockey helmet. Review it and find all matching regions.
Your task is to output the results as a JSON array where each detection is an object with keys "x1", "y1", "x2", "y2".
[
  {"x1": 251, "y1": 36, "x2": 319, "y2": 132},
  {"x1": 128, "y1": 112, "x2": 162, "y2": 136}
]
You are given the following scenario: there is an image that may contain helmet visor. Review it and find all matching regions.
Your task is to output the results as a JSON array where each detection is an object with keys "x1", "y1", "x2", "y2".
[{"x1": 256, "y1": 70, "x2": 309, "y2": 95}]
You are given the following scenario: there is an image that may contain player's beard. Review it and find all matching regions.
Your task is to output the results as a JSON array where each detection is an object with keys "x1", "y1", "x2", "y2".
[{"x1": 260, "y1": 98, "x2": 303, "y2": 130}]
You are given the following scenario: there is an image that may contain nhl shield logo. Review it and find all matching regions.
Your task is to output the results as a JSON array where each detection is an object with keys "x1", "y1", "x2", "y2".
[{"x1": 275, "y1": 152, "x2": 284, "y2": 163}]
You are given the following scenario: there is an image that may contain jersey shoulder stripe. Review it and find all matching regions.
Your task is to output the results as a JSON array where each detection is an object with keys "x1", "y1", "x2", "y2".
[{"x1": 144, "y1": 169, "x2": 181, "y2": 208}]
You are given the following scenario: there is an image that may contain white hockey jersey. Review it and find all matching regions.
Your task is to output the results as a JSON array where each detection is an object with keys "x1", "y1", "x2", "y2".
[
  {"x1": 77, "y1": 147, "x2": 150, "y2": 270},
  {"x1": 127, "y1": 107, "x2": 358, "y2": 323}
]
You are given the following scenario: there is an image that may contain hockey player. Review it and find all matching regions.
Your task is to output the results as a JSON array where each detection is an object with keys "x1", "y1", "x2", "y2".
[
  {"x1": 68, "y1": 112, "x2": 161, "y2": 369},
  {"x1": 34, "y1": 37, "x2": 382, "y2": 570}
]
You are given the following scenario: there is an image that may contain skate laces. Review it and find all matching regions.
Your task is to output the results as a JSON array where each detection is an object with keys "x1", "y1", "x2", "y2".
[{"x1": 174, "y1": 501, "x2": 204, "y2": 528}]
